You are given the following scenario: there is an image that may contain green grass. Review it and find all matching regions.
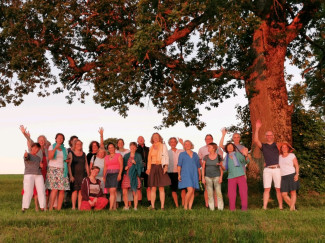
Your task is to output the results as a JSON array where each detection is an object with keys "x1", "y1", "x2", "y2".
[{"x1": 0, "y1": 175, "x2": 324, "y2": 242}]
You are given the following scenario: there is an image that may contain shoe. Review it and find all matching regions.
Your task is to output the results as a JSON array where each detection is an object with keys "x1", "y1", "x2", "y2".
[
  {"x1": 123, "y1": 207, "x2": 129, "y2": 210},
  {"x1": 148, "y1": 205, "x2": 155, "y2": 210},
  {"x1": 134, "y1": 208, "x2": 138, "y2": 211}
]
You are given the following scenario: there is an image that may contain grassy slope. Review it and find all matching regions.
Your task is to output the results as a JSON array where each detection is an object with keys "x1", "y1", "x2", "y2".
[{"x1": 0, "y1": 175, "x2": 324, "y2": 242}]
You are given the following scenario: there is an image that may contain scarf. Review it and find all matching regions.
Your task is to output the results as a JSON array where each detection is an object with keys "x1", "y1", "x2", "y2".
[
  {"x1": 225, "y1": 152, "x2": 240, "y2": 170},
  {"x1": 53, "y1": 143, "x2": 68, "y2": 177}
]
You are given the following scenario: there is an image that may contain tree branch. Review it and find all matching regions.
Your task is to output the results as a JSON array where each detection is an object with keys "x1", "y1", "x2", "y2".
[{"x1": 286, "y1": 1, "x2": 320, "y2": 44}]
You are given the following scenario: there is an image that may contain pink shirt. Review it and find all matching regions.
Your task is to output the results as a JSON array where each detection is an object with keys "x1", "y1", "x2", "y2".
[{"x1": 104, "y1": 153, "x2": 121, "y2": 170}]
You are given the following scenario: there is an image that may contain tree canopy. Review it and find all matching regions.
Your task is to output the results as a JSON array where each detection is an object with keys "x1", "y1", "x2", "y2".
[{"x1": 0, "y1": 0, "x2": 324, "y2": 131}]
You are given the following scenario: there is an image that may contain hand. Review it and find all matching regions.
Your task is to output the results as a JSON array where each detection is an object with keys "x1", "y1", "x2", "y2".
[
  {"x1": 125, "y1": 166, "x2": 129, "y2": 170},
  {"x1": 98, "y1": 127, "x2": 104, "y2": 136},
  {"x1": 89, "y1": 200, "x2": 95, "y2": 207},
  {"x1": 178, "y1": 175, "x2": 181, "y2": 181},
  {"x1": 55, "y1": 143, "x2": 61, "y2": 149},
  {"x1": 132, "y1": 159, "x2": 136, "y2": 165},
  {"x1": 19, "y1": 125, "x2": 27, "y2": 134},
  {"x1": 163, "y1": 166, "x2": 168, "y2": 174},
  {"x1": 65, "y1": 158, "x2": 71, "y2": 163},
  {"x1": 93, "y1": 197, "x2": 98, "y2": 205},
  {"x1": 221, "y1": 127, "x2": 227, "y2": 136},
  {"x1": 178, "y1": 137, "x2": 184, "y2": 145},
  {"x1": 70, "y1": 176, "x2": 75, "y2": 183},
  {"x1": 242, "y1": 148, "x2": 249, "y2": 157},
  {"x1": 24, "y1": 150, "x2": 28, "y2": 158},
  {"x1": 218, "y1": 177, "x2": 223, "y2": 184},
  {"x1": 202, "y1": 178, "x2": 206, "y2": 185},
  {"x1": 117, "y1": 174, "x2": 121, "y2": 181},
  {"x1": 294, "y1": 174, "x2": 299, "y2": 181},
  {"x1": 40, "y1": 163, "x2": 43, "y2": 169},
  {"x1": 256, "y1": 119, "x2": 262, "y2": 129},
  {"x1": 146, "y1": 169, "x2": 150, "y2": 175}
]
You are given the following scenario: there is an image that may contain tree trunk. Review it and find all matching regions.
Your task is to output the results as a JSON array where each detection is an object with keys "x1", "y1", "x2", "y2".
[{"x1": 245, "y1": 21, "x2": 294, "y2": 178}]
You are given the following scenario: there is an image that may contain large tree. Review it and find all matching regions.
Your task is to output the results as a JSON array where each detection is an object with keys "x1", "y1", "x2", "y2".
[{"x1": 0, "y1": 0, "x2": 324, "y2": 144}]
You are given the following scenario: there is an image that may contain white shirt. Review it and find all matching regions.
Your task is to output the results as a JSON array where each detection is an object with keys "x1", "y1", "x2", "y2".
[
  {"x1": 198, "y1": 145, "x2": 223, "y2": 161},
  {"x1": 48, "y1": 144, "x2": 64, "y2": 168},
  {"x1": 116, "y1": 149, "x2": 130, "y2": 158},
  {"x1": 279, "y1": 153, "x2": 296, "y2": 176},
  {"x1": 168, "y1": 149, "x2": 184, "y2": 173}
]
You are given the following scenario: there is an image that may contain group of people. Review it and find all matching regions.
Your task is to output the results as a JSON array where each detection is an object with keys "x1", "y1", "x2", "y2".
[{"x1": 20, "y1": 120, "x2": 300, "y2": 212}]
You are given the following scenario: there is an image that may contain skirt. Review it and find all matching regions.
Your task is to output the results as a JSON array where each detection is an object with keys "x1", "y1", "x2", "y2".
[
  {"x1": 280, "y1": 173, "x2": 300, "y2": 192},
  {"x1": 148, "y1": 164, "x2": 171, "y2": 187},
  {"x1": 46, "y1": 167, "x2": 70, "y2": 190},
  {"x1": 105, "y1": 172, "x2": 119, "y2": 188},
  {"x1": 121, "y1": 174, "x2": 141, "y2": 191},
  {"x1": 168, "y1": 173, "x2": 179, "y2": 192}
]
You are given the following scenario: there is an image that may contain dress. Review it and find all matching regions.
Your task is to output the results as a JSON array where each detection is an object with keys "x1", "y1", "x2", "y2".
[
  {"x1": 121, "y1": 155, "x2": 141, "y2": 191},
  {"x1": 70, "y1": 151, "x2": 87, "y2": 191},
  {"x1": 178, "y1": 152, "x2": 201, "y2": 190}
]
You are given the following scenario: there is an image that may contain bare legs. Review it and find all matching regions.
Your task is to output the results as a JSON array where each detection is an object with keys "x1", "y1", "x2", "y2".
[
  {"x1": 71, "y1": 190, "x2": 82, "y2": 210},
  {"x1": 109, "y1": 188, "x2": 117, "y2": 210},
  {"x1": 184, "y1": 187, "x2": 195, "y2": 210},
  {"x1": 49, "y1": 189, "x2": 65, "y2": 210},
  {"x1": 150, "y1": 187, "x2": 165, "y2": 209},
  {"x1": 282, "y1": 191, "x2": 297, "y2": 210},
  {"x1": 123, "y1": 189, "x2": 139, "y2": 209},
  {"x1": 171, "y1": 191, "x2": 179, "y2": 208},
  {"x1": 263, "y1": 188, "x2": 283, "y2": 209}
]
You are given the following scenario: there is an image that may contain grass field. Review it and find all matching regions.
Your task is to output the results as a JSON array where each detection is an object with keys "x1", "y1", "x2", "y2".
[{"x1": 0, "y1": 175, "x2": 324, "y2": 242}]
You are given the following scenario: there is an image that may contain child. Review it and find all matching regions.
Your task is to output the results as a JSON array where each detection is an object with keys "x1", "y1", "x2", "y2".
[{"x1": 22, "y1": 143, "x2": 46, "y2": 212}]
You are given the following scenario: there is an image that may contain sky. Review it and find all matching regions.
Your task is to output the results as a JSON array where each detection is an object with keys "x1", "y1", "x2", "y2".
[{"x1": 0, "y1": 64, "x2": 301, "y2": 174}]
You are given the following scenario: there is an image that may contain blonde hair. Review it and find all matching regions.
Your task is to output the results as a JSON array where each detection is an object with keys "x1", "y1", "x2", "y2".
[
  {"x1": 97, "y1": 148, "x2": 107, "y2": 157},
  {"x1": 150, "y1": 132, "x2": 163, "y2": 144},
  {"x1": 184, "y1": 140, "x2": 194, "y2": 149}
]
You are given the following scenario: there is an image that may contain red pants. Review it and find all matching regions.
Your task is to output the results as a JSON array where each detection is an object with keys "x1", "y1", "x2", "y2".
[
  {"x1": 228, "y1": 175, "x2": 248, "y2": 211},
  {"x1": 80, "y1": 197, "x2": 108, "y2": 211}
]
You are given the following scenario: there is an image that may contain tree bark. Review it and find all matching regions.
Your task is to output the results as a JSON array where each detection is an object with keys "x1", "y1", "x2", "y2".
[{"x1": 245, "y1": 20, "x2": 294, "y2": 178}]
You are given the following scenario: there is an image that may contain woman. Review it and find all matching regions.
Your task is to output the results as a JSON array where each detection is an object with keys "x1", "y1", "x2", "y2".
[
  {"x1": 223, "y1": 143, "x2": 249, "y2": 211},
  {"x1": 20, "y1": 125, "x2": 50, "y2": 210},
  {"x1": 202, "y1": 142, "x2": 224, "y2": 210},
  {"x1": 80, "y1": 166, "x2": 108, "y2": 211},
  {"x1": 87, "y1": 127, "x2": 105, "y2": 166},
  {"x1": 90, "y1": 148, "x2": 106, "y2": 191},
  {"x1": 68, "y1": 139, "x2": 89, "y2": 210},
  {"x1": 177, "y1": 140, "x2": 201, "y2": 210},
  {"x1": 116, "y1": 139, "x2": 130, "y2": 157},
  {"x1": 278, "y1": 142, "x2": 299, "y2": 211},
  {"x1": 146, "y1": 133, "x2": 171, "y2": 210},
  {"x1": 121, "y1": 142, "x2": 143, "y2": 210},
  {"x1": 103, "y1": 143, "x2": 123, "y2": 210},
  {"x1": 46, "y1": 133, "x2": 70, "y2": 210}
]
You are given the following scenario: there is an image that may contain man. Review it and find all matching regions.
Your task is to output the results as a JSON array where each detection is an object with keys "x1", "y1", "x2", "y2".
[
  {"x1": 136, "y1": 136, "x2": 150, "y2": 205},
  {"x1": 198, "y1": 134, "x2": 223, "y2": 208},
  {"x1": 219, "y1": 129, "x2": 246, "y2": 153},
  {"x1": 167, "y1": 137, "x2": 184, "y2": 207},
  {"x1": 254, "y1": 120, "x2": 283, "y2": 210}
]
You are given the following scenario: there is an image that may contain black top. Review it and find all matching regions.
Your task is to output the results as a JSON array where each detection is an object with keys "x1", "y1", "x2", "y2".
[
  {"x1": 136, "y1": 144, "x2": 149, "y2": 170},
  {"x1": 261, "y1": 143, "x2": 279, "y2": 166},
  {"x1": 87, "y1": 152, "x2": 96, "y2": 166}
]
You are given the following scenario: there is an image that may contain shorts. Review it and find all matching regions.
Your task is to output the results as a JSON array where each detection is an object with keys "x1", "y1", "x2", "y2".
[{"x1": 263, "y1": 167, "x2": 281, "y2": 188}]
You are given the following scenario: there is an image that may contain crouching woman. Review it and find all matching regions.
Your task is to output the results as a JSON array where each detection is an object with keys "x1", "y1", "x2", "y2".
[{"x1": 80, "y1": 166, "x2": 108, "y2": 211}]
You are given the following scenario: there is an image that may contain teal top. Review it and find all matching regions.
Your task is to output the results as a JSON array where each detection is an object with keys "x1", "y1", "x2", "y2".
[{"x1": 225, "y1": 152, "x2": 249, "y2": 179}]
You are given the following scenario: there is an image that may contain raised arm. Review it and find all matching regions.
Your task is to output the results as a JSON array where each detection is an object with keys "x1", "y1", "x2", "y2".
[
  {"x1": 219, "y1": 128, "x2": 227, "y2": 150},
  {"x1": 254, "y1": 120, "x2": 263, "y2": 149},
  {"x1": 98, "y1": 127, "x2": 105, "y2": 149},
  {"x1": 19, "y1": 125, "x2": 33, "y2": 150}
]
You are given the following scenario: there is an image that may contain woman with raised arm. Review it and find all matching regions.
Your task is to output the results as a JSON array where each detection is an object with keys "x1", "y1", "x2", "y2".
[
  {"x1": 177, "y1": 140, "x2": 201, "y2": 210},
  {"x1": 87, "y1": 127, "x2": 105, "y2": 166},
  {"x1": 80, "y1": 166, "x2": 108, "y2": 211},
  {"x1": 68, "y1": 139, "x2": 89, "y2": 210},
  {"x1": 90, "y1": 148, "x2": 106, "y2": 191},
  {"x1": 46, "y1": 133, "x2": 70, "y2": 210},
  {"x1": 146, "y1": 133, "x2": 171, "y2": 210},
  {"x1": 202, "y1": 142, "x2": 224, "y2": 210},
  {"x1": 121, "y1": 142, "x2": 143, "y2": 210},
  {"x1": 278, "y1": 142, "x2": 300, "y2": 211},
  {"x1": 20, "y1": 125, "x2": 50, "y2": 210},
  {"x1": 223, "y1": 143, "x2": 249, "y2": 211},
  {"x1": 103, "y1": 143, "x2": 123, "y2": 210}
]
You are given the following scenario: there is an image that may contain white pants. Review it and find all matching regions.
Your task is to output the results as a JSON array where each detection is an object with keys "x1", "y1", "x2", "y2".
[
  {"x1": 263, "y1": 168, "x2": 281, "y2": 188},
  {"x1": 22, "y1": 174, "x2": 46, "y2": 209},
  {"x1": 205, "y1": 176, "x2": 224, "y2": 210}
]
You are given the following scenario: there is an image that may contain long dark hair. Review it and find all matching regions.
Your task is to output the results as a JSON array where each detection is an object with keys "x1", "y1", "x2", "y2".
[{"x1": 88, "y1": 141, "x2": 100, "y2": 153}]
